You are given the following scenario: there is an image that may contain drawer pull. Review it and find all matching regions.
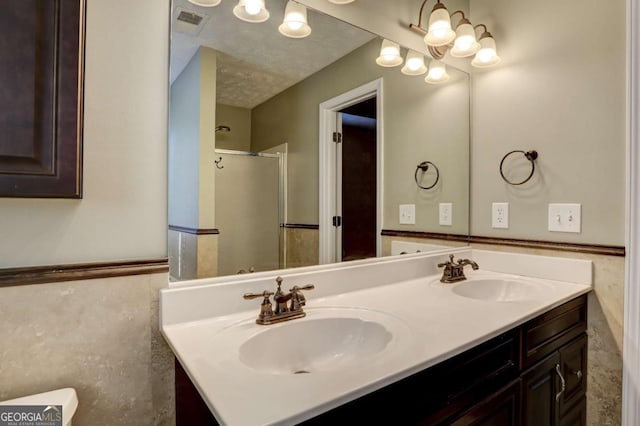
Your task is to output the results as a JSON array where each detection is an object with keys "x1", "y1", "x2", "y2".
[
  {"x1": 555, "y1": 364, "x2": 566, "y2": 402},
  {"x1": 573, "y1": 369, "x2": 583, "y2": 380}
]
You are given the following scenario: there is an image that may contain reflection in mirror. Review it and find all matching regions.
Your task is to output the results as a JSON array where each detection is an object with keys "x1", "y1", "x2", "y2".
[{"x1": 168, "y1": 0, "x2": 470, "y2": 281}]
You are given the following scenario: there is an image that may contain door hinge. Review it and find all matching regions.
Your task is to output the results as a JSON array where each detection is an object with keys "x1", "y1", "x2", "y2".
[
  {"x1": 332, "y1": 216, "x2": 342, "y2": 227},
  {"x1": 332, "y1": 132, "x2": 342, "y2": 143}
]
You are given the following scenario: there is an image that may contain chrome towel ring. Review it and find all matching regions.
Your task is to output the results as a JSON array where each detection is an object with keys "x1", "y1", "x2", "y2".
[
  {"x1": 499, "y1": 150, "x2": 538, "y2": 185},
  {"x1": 414, "y1": 161, "x2": 440, "y2": 190}
]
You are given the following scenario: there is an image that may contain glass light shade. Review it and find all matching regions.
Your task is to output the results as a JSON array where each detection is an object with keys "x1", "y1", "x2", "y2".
[
  {"x1": 471, "y1": 35, "x2": 501, "y2": 67},
  {"x1": 188, "y1": 0, "x2": 221, "y2": 6},
  {"x1": 424, "y1": 5, "x2": 456, "y2": 47},
  {"x1": 425, "y1": 60, "x2": 450, "y2": 84},
  {"x1": 328, "y1": 0, "x2": 355, "y2": 3},
  {"x1": 375, "y1": 39, "x2": 403, "y2": 67},
  {"x1": 233, "y1": 0, "x2": 270, "y2": 23},
  {"x1": 401, "y1": 50, "x2": 427, "y2": 75},
  {"x1": 279, "y1": 1, "x2": 311, "y2": 38},
  {"x1": 450, "y1": 21, "x2": 480, "y2": 58}
]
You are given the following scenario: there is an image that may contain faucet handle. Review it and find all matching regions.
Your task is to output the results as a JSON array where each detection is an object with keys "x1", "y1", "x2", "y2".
[
  {"x1": 243, "y1": 290, "x2": 274, "y2": 301},
  {"x1": 290, "y1": 284, "x2": 315, "y2": 293},
  {"x1": 438, "y1": 254, "x2": 456, "y2": 268}
]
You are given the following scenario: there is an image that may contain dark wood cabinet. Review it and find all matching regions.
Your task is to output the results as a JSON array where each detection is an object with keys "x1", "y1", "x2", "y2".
[
  {"x1": 176, "y1": 295, "x2": 588, "y2": 426},
  {"x1": 521, "y1": 351, "x2": 561, "y2": 425},
  {"x1": 451, "y1": 379, "x2": 521, "y2": 426},
  {"x1": 0, "y1": 0, "x2": 85, "y2": 198}
]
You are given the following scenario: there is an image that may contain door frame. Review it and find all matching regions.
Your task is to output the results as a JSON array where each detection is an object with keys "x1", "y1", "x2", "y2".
[
  {"x1": 623, "y1": 0, "x2": 640, "y2": 423},
  {"x1": 318, "y1": 78, "x2": 383, "y2": 264}
]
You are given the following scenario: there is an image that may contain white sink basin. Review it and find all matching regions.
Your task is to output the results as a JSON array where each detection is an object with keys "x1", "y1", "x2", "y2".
[
  {"x1": 452, "y1": 278, "x2": 545, "y2": 302},
  {"x1": 238, "y1": 317, "x2": 393, "y2": 375}
]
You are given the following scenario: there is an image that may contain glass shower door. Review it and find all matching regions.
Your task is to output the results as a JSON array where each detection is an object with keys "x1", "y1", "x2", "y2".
[{"x1": 215, "y1": 151, "x2": 281, "y2": 276}]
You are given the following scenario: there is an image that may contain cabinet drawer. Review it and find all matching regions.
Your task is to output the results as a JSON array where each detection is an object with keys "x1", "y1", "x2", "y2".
[
  {"x1": 423, "y1": 330, "x2": 520, "y2": 425},
  {"x1": 521, "y1": 295, "x2": 587, "y2": 368},
  {"x1": 559, "y1": 334, "x2": 588, "y2": 414},
  {"x1": 450, "y1": 379, "x2": 521, "y2": 426}
]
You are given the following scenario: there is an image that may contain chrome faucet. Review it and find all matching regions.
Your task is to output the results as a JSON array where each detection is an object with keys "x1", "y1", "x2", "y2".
[
  {"x1": 438, "y1": 254, "x2": 479, "y2": 283},
  {"x1": 243, "y1": 276, "x2": 315, "y2": 325}
]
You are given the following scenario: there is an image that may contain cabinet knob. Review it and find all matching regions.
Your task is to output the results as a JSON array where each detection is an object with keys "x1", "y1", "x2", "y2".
[{"x1": 573, "y1": 369, "x2": 583, "y2": 380}]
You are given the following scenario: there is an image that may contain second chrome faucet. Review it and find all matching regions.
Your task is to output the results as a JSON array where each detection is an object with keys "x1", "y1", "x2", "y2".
[{"x1": 244, "y1": 276, "x2": 315, "y2": 325}]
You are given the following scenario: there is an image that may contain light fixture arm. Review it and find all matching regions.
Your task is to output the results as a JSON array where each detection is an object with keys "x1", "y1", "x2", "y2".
[
  {"x1": 450, "y1": 10, "x2": 466, "y2": 24},
  {"x1": 414, "y1": 0, "x2": 441, "y2": 29},
  {"x1": 474, "y1": 24, "x2": 491, "y2": 38}
]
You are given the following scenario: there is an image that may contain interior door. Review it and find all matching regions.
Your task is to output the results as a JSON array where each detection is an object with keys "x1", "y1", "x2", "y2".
[
  {"x1": 335, "y1": 97, "x2": 377, "y2": 262},
  {"x1": 340, "y1": 112, "x2": 377, "y2": 261}
]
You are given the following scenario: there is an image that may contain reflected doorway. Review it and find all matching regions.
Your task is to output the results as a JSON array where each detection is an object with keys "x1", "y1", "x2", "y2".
[
  {"x1": 338, "y1": 98, "x2": 377, "y2": 261},
  {"x1": 318, "y1": 78, "x2": 383, "y2": 265}
]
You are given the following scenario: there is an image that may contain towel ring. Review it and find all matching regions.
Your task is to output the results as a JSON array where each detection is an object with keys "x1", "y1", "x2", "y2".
[
  {"x1": 414, "y1": 161, "x2": 440, "y2": 190},
  {"x1": 499, "y1": 150, "x2": 538, "y2": 185}
]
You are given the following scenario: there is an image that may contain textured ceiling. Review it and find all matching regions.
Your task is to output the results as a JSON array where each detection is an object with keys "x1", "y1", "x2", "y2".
[{"x1": 171, "y1": 0, "x2": 375, "y2": 109}]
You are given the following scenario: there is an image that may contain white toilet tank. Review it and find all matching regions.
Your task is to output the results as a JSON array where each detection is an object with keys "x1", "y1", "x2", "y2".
[{"x1": 0, "y1": 388, "x2": 78, "y2": 426}]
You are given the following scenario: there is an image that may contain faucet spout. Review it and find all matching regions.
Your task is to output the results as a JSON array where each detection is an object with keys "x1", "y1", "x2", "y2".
[{"x1": 458, "y1": 259, "x2": 479, "y2": 270}]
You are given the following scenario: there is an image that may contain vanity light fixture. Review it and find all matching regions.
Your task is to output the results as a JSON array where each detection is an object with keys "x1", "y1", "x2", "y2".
[
  {"x1": 233, "y1": 0, "x2": 270, "y2": 23},
  {"x1": 471, "y1": 25, "x2": 501, "y2": 67},
  {"x1": 409, "y1": 1, "x2": 500, "y2": 68},
  {"x1": 279, "y1": 1, "x2": 311, "y2": 38},
  {"x1": 375, "y1": 39, "x2": 403, "y2": 67},
  {"x1": 328, "y1": 0, "x2": 355, "y2": 4},
  {"x1": 449, "y1": 12, "x2": 480, "y2": 58},
  {"x1": 187, "y1": 0, "x2": 221, "y2": 7},
  {"x1": 424, "y1": 59, "x2": 449, "y2": 84},
  {"x1": 424, "y1": 1, "x2": 456, "y2": 47},
  {"x1": 401, "y1": 50, "x2": 427, "y2": 75}
]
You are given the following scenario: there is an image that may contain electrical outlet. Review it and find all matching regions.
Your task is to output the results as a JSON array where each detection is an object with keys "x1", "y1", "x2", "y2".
[
  {"x1": 492, "y1": 202, "x2": 509, "y2": 229},
  {"x1": 399, "y1": 204, "x2": 415, "y2": 225},
  {"x1": 548, "y1": 203, "x2": 581, "y2": 233},
  {"x1": 439, "y1": 203, "x2": 453, "y2": 226}
]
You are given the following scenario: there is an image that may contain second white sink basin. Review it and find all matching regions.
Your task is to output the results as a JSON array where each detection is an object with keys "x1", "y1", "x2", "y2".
[
  {"x1": 453, "y1": 278, "x2": 546, "y2": 302},
  {"x1": 239, "y1": 317, "x2": 393, "y2": 375}
]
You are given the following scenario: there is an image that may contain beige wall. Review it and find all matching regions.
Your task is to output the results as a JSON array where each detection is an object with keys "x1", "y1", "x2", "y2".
[
  {"x1": 469, "y1": 0, "x2": 626, "y2": 246},
  {"x1": 252, "y1": 39, "x2": 470, "y2": 234},
  {"x1": 169, "y1": 46, "x2": 217, "y2": 229},
  {"x1": 215, "y1": 103, "x2": 251, "y2": 151},
  {"x1": 0, "y1": 0, "x2": 168, "y2": 268},
  {"x1": 0, "y1": 0, "x2": 174, "y2": 424}
]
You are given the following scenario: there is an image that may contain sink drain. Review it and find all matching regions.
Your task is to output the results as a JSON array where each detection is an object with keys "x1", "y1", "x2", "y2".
[{"x1": 293, "y1": 370, "x2": 311, "y2": 375}]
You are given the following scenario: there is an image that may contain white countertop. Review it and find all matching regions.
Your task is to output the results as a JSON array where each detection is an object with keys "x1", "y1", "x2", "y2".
[{"x1": 161, "y1": 249, "x2": 592, "y2": 426}]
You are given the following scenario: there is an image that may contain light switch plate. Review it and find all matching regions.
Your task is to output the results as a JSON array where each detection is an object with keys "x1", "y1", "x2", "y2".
[
  {"x1": 548, "y1": 203, "x2": 581, "y2": 233},
  {"x1": 399, "y1": 204, "x2": 415, "y2": 225},
  {"x1": 439, "y1": 203, "x2": 453, "y2": 226},
  {"x1": 492, "y1": 202, "x2": 509, "y2": 229}
]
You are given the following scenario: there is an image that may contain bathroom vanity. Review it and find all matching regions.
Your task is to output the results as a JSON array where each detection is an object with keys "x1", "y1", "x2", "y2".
[{"x1": 160, "y1": 248, "x2": 591, "y2": 425}]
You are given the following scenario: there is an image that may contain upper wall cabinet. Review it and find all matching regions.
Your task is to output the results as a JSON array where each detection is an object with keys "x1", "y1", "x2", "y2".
[{"x1": 0, "y1": 0, "x2": 85, "y2": 198}]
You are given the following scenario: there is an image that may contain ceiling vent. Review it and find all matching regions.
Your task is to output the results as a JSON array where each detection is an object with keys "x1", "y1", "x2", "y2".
[{"x1": 173, "y1": 7, "x2": 209, "y2": 36}]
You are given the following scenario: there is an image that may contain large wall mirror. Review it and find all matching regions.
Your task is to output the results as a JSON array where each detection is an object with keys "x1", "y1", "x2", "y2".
[{"x1": 168, "y1": 0, "x2": 470, "y2": 281}]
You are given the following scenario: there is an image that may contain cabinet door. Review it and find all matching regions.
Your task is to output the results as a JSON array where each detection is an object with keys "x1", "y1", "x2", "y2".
[
  {"x1": 559, "y1": 397, "x2": 586, "y2": 426},
  {"x1": 450, "y1": 379, "x2": 520, "y2": 426},
  {"x1": 558, "y1": 334, "x2": 587, "y2": 415},
  {"x1": 521, "y1": 352, "x2": 561, "y2": 426}
]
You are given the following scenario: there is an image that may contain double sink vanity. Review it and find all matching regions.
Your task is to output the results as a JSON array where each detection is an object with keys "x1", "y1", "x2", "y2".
[{"x1": 160, "y1": 247, "x2": 592, "y2": 425}]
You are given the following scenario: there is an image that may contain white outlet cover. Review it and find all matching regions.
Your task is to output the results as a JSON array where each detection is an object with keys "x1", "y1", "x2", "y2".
[
  {"x1": 439, "y1": 203, "x2": 452, "y2": 226},
  {"x1": 492, "y1": 202, "x2": 509, "y2": 229},
  {"x1": 399, "y1": 204, "x2": 415, "y2": 225},
  {"x1": 548, "y1": 203, "x2": 581, "y2": 233}
]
